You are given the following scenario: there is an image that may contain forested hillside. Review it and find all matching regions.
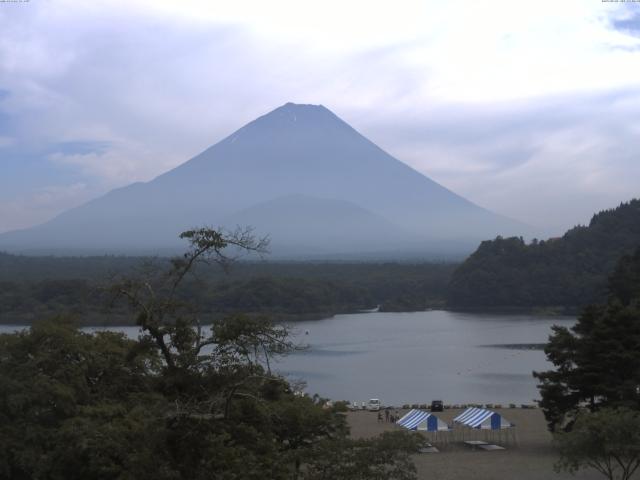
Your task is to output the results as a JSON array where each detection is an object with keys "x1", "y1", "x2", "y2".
[
  {"x1": 447, "y1": 199, "x2": 640, "y2": 310},
  {"x1": 0, "y1": 255, "x2": 455, "y2": 324}
]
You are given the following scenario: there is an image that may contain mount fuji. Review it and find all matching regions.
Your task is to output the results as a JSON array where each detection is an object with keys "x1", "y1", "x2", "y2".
[{"x1": 0, "y1": 103, "x2": 529, "y2": 258}]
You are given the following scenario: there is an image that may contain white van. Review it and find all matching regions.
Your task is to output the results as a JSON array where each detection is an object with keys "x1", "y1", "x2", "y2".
[{"x1": 366, "y1": 399, "x2": 381, "y2": 411}]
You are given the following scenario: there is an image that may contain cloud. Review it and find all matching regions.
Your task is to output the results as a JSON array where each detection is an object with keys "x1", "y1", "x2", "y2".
[
  {"x1": 0, "y1": 183, "x2": 93, "y2": 233},
  {"x1": 357, "y1": 88, "x2": 640, "y2": 233},
  {"x1": 611, "y1": 9, "x2": 640, "y2": 36},
  {"x1": 1, "y1": 0, "x2": 640, "y2": 234},
  {"x1": 47, "y1": 141, "x2": 181, "y2": 185}
]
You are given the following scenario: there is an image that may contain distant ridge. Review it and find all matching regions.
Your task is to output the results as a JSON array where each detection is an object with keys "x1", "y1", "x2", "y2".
[{"x1": 0, "y1": 103, "x2": 529, "y2": 257}]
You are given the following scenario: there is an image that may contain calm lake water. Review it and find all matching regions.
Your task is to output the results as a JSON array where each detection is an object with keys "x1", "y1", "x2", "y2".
[
  {"x1": 0, "y1": 310, "x2": 574, "y2": 406},
  {"x1": 277, "y1": 310, "x2": 574, "y2": 406}
]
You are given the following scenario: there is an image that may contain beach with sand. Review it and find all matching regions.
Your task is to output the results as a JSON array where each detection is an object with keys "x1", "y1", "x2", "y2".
[{"x1": 347, "y1": 408, "x2": 606, "y2": 480}]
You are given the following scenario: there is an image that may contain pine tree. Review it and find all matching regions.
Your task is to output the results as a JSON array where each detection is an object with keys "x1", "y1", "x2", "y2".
[{"x1": 534, "y1": 246, "x2": 640, "y2": 431}]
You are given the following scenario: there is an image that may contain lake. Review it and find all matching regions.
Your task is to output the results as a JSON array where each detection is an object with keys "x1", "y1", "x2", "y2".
[
  {"x1": 0, "y1": 310, "x2": 574, "y2": 406},
  {"x1": 276, "y1": 310, "x2": 573, "y2": 406}
]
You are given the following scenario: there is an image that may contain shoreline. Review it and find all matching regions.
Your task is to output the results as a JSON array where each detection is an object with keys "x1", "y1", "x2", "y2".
[
  {"x1": 0, "y1": 307, "x2": 577, "y2": 327},
  {"x1": 347, "y1": 408, "x2": 602, "y2": 480},
  {"x1": 446, "y1": 306, "x2": 580, "y2": 316},
  {"x1": 347, "y1": 402, "x2": 540, "y2": 411}
]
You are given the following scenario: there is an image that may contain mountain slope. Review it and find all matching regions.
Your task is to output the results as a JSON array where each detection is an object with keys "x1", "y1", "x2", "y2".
[
  {"x1": 222, "y1": 194, "x2": 418, "y2": 256},
  {"x1": 0, "y1": 103, "x2": 528, "y2": 256},
  {"x1": 447, "y1": 199, "x2": 640, "y2": 309}
]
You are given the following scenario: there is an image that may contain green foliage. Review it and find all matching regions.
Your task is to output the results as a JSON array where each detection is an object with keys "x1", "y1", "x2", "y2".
[
  {"x1": 555, "y1": 407, "x2": 640, "y2": 480},
  {"x1": 0, "y1": 320, "x2": 418, "y2": 479},
  {"x1": 448, "y1": 199, "x2": 640, "y2": 309},
  {"x1": 0, "y1": 319, "x2": 167, "y2": 480},
  {"x1": 0, "y1": 257, "x2": 456, "y2": 324},
  {"x1": 302, "y1": 431, "x2": 425, "y2": 480},
  {"x1": 0, "y1": 228, "x2": 422, "y2": 479},
  {"x1": 203, "y1": 276, "x2": 375, "y2": 317},
  {"x1": 534, "y1": 247, "x2": 640, "y2": 432}
]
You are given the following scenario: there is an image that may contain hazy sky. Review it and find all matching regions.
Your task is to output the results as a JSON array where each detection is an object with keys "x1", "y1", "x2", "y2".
[{"x1": 1, "y1": 0, "x2": 639, "y2": 235}]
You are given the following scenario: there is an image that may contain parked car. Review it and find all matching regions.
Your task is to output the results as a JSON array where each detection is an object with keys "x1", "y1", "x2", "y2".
[
  {"x1": 431, "y1": 400, "x2": 444, "y2": 412},
  {"x1": 367, "y1": 399, "x2": 381, "y2": 411}
]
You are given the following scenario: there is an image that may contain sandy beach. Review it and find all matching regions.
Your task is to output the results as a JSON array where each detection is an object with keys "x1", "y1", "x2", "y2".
[{"x1": 347, "y1": 408, "x2": 609, "y2": 480}]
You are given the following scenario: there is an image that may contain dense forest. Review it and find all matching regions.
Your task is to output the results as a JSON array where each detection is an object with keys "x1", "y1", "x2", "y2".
[
  {"x1": 0, "y1": 254, "x2": 455, "y2": 324},
  {"x1": 447, "y1": 199, "x2": 640, "y2": 310}
]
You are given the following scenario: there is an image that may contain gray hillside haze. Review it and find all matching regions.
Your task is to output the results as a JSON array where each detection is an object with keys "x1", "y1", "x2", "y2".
[{"x1": 0, "y1": 102, "x2": 530, "y2": 257}]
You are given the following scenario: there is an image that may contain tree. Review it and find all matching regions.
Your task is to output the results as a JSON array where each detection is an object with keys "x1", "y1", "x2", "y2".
[
  {"x1": 534, "y1": 247, "x2": 640, "y2": 431},
  {"x1": 110, "y1": 226, "x2": 271, "y2": 372},
  {"x1": 555, "y1": 407, "x2": 640, "y2": 480},
  {"x1": 448, "y1": 199, "x2": 640, "y2": 310},
  {"x1": 0, "y1": 318, "x2": 167, "y2": 480},
  {"x1": 0, "y1": 227, "x2": 423, "y2": 479},
  {"x1": 302, "y1": 431, "x2": 425, "y2": 480}
]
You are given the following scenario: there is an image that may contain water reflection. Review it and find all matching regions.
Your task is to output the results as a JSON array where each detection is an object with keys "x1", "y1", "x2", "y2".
[{"x1": 275, "y1": 310, "x2": 574, "y2": 405}]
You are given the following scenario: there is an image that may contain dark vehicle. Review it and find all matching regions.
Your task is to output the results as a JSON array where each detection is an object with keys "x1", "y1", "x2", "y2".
[{"x1": 431, "y1": 400, "x2": 444, "y2": 412}]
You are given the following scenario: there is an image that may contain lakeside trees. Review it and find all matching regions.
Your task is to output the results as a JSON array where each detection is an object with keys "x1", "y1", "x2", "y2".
[
  {"x1": 534, "y1": 246, "x2": 640, "y2": 479},
  {"x1": 0, "y1": 228, "x2": 424, "y2": 480},
  {"x1": 535, "y1": 247, "x2": 640, "y2": 431},
  {"x1": 554, "y1": 407, "x2": 640, "y2": 480}
]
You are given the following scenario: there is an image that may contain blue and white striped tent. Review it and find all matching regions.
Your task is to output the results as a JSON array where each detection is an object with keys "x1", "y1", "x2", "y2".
[
  {"x1": 453, "y1": 407, "x2": 513, "y2": 430},
  {"x1": 397, "y1": 409, "x2": 450, "y2": 432}
]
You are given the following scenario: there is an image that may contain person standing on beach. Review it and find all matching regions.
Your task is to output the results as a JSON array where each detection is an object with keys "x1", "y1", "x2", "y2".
[{"x1": 385, "y1": 407, "x2": 390, "y2": 422}]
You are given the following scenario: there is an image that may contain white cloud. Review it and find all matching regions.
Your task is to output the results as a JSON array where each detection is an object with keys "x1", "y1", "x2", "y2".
[
  {"x1": 47, "y1": 142, "x2": 181, "y2": 186},
  {"x1": 0, "y1": 0, "x2": 639, "y2": 233},
  {"x1": 358, "y1": 89, "x2": 640, "y2": 233}
]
